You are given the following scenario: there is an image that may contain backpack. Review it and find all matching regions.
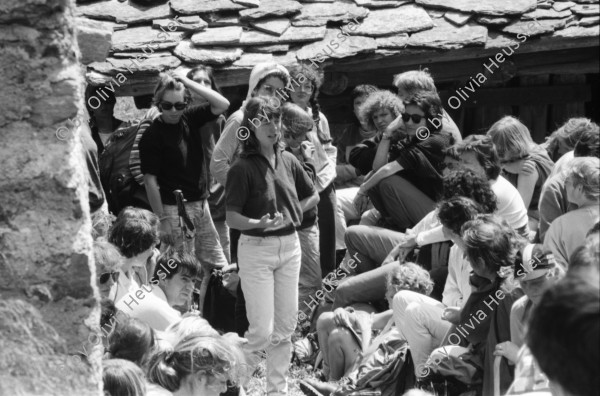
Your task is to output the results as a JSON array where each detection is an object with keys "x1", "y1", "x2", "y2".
[{"x1": 99, "y1": 119, "x2": 152, "y2": 215}]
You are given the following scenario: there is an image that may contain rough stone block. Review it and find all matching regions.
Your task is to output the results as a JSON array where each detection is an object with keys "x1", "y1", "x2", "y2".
[
  {"x1": 350, "y1": 4, "x2": 434, "y2": 36},
  {"x1": 75, "y1": 17, "x2": 113, "y2": 64},
  {"x1": 415, "y1": 0, "x2": 537, "y2": 16},
  {"x1": 173, "y1": 40, "x2": 243, "y2": 64}
]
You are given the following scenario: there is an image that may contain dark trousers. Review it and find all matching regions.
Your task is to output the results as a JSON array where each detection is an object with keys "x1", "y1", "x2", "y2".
[
  {"x1": 368, "y1": 175, "x2": 436, "y2": 232},
  {"x1": 318, "y1": 183, "x2": 337, "y2": 277}
]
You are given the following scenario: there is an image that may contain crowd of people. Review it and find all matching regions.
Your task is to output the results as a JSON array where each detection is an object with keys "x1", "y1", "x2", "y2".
[{"x1": 83, "y1": 63, "x2": 599, "y2": 396}]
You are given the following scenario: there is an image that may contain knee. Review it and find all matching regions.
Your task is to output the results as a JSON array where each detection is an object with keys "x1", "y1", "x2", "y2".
[
  {"x1": 317, "y1": 312, "x2": 335, "y2": 332},
  {"x1": 329, "y1": 327, "x2": 353, "y2": 348},
  {"x1": 392, "y1": 290, "x2": 414, "y2": 311}
]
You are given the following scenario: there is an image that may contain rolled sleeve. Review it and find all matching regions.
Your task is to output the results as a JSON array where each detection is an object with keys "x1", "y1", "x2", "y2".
[{"x1": 292, "y1": 156, "x2": 317, "y2": 200}]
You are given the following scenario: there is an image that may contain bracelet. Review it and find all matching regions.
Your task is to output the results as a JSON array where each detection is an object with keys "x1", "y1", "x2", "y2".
[
  {"x1": 357, "y1": 190, "x2": 367, "y2": 196},
  {"x1": 382, "y1": 134, "x2": 392, "y2": 140}
]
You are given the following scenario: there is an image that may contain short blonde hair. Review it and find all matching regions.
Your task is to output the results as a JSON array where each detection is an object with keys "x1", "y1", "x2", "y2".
[
  {"x1": 566, "y1": 157, "x2": 600, "y2": 201},
  {"x1": 487, "y1": 116, "x2": 534, "y2": 159},
  {"x1": 358, "y1": 90, "x2": 404, "y2": 131},
  {"x1": 386, "y1": 262, "x2": 434, "y2": 296},
  {"x1": 393, "y1": 69, "x2": 437, "y2": 97}
]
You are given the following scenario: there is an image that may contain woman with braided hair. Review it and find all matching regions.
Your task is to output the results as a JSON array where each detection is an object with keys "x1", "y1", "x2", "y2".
[{"x1": 287, "y1": 63, "x2": 338, "y2": 277}]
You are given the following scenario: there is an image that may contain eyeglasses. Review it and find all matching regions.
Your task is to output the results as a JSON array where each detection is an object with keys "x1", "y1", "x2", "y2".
[
  {"x1": 160, "y1": 102, "x2": 187, "y2": 111},
  {"x1": 500, "y1": 154, "x2": 529, "y2": 164},
  {"x1": 401, "y1": 113, "x2": 424, "y2": 124},
  {"x1": 99, "y1": 271, "x2": 120, "y2": 285}
]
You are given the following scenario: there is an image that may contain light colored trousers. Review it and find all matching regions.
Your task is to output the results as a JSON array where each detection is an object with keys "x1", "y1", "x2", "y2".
[
  {"x1": 238, "y1": 233, "x2": 301, "y2": 396},
  {"x1": 392, "y1": 290, "x2": 451, "y2": 378},
  {"x1": 298, "y1": 224, "x2": 322, "y2": 317},
  {"x1": 335, "y1": 187, "x2": 375, "y2": 249}
]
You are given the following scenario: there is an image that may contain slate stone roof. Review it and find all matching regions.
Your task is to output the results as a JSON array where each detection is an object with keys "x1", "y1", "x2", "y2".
[{"x1": 77, "y1": 0, "x2": 599, "y2": 87}]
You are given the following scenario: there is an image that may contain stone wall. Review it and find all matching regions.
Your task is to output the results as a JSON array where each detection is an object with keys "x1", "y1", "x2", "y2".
[{"x1": 0, "y1": 0, "x2": 101, "y2": 395}]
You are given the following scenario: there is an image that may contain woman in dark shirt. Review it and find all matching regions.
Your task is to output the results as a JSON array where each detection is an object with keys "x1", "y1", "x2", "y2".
[
  {"x1": 225, "y1": 97, "x2": 319, "y2": 395},
  {"x1": 139, "y1": 71, "x2": 230, "y2": 306},
  {"x1": 353, "y1": 91, "x2": 453, "y2": 232}
]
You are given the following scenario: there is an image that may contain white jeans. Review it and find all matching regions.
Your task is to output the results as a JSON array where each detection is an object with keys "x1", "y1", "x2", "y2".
[
  {"x1": 238, "y1": 232, "x2": 301, "y2": 396},
  {"x1": 393, "y1": 290, "x2": 451, "y2": 377}
]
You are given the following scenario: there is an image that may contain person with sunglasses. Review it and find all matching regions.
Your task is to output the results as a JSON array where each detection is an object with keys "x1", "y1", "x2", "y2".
[
  {"x1": 487, "y1": 116, "x2": 554, "y2": 237},
  {"x1": 352, "y1": 91, "x2": 453, "y2": 232},
  {"x1": 94, "y1": 239, "x2": 124, "y2": 299},
  {"x1": 139, "y1": 71, "x2": 230, "y2": 292}
]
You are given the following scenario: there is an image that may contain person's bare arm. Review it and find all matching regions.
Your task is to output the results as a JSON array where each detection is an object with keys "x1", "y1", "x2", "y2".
[{"x1": 175, "y1": 71, "x2": 230, "y2": 115}]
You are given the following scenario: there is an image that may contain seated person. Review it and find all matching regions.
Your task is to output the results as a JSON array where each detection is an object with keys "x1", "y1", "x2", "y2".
[
  {"x1": 147, "y1": 334, "x2": 243, "y2": 396},
  {"x1": 94, "y1": 239, "x2": 124, "y2": 299},
  {"x1": 526, "y1": 272, "x2": 599, "y2": 396},
  {"x1": 544, "y1": 157, "x2": 600, "y2": 268},
  {"x1": 542, "y1": 117, "x2": 598, "y2": 165},
  {"x1": 333, "y1": 85, "x2": 378, "y2": 251},
  {"x1": 151, "y1": 248, "x2": 202, "y2": 312},
  {"x1": 487, "y1": 116, "x2": 554, "y2": 233},
  {"x1": 353, "y1": 91, "x2": 453, "y2": 232},
  {"x1": 393, "y1": 69, "x2": 462, "y2": 144},
  {"x1": 313, "y1": 263, "x2": 434, "y2": 384},
  {"x1": 538, "y1": 128, "x2": 599, "y2": 241},
  {"x1": 337, "y1": 135, "x2": 528, "y2": 279},
  {"x1": 333, "y1": 169, "x2": 497, "y2": 309},
  {"x1": 103, "y1": 358, "x2": 147, "y2": 396},
  {"x1": 108, "y1": 210, "x2": 181, "y2": 331},
  {"x1": 501, "y1": 244, "x2": 564, "y2": 395},
  {"x1": 348, "y1": 90, "x2": 404, "y2": 177},
  {"x1": 422, "y1": 215, "x2": 525, "y2": 395},
  {"x1": 392, "y1": 197, "x2": 489, "y2": 377}
]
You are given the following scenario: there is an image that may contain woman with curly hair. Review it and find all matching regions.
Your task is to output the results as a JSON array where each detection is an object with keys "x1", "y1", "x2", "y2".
[
  {"x1": 287, "y1": 63, "x2": 339, "y2": 276},
  {"x1": 487, "y1": 116, "x2": 554, "y2": 233},
  {"x1": 353, "y1": 91, "x2": 454, "y2": 232},
  {"x1": 313, "y1": 263, "x2": 434, "y2": 383},
  {"x1": 357, "y1": 90, "x2": 405, "y2": 172},
  {"x1": 347, "y1": 89, "x2": 403, "y2": 176},
  {"x1": 225, "y1": 97, "x2": 319, "y2": 395}
]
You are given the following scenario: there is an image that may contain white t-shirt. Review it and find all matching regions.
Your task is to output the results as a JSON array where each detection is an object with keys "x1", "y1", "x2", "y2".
[
  {"x1": 491, "y1": 175, "x2": 529, "y2": 230},
  {"x1": 442, "y1": 245, "x2": 472, "y2": 308},
  {"x1": 548, "y1": 150, "x2": 574, "y2": 180},
  {"x1": 114, "y1": 275, "x2": 181, "y2": 332}
]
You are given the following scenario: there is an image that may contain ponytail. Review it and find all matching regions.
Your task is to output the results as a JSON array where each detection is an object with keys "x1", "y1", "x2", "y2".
[{"x1": 147, "y1": 348, "x2": 181, "y2": 392}]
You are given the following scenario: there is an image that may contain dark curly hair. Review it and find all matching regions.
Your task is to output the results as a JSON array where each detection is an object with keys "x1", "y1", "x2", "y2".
[
  {"x1": 287, "y1": 63, "x2": 330, "y2": 144},
  {"x1": 109, "y1": 215, "x2": 159, "y2": 259},
  {"x1": 461, "y1": 214, "x2": 527, "y2": 275},
  {"x1": 445, "y1": 135, "x2": 502, "y2": 180},
  {"x1": 441, "y1": 168, "x2": 497, "y2": 214},
  {"x1": 437, "y1": 196, "x2": 484, "y2": 236}
]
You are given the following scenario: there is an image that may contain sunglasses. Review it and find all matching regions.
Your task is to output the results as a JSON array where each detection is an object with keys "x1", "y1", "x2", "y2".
[
  {"x1": 500, "y1": 154, "x2": 530, "y2": 165},
  {"x1": 401, "y1": 113, "x2": 424, "y2": 124},
  {"x1": 99, "y1": 271, "x2": 120, "y2": 285},
  {"x1": 160, "y1": 102, "x2": 187, "y2": 111}
]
